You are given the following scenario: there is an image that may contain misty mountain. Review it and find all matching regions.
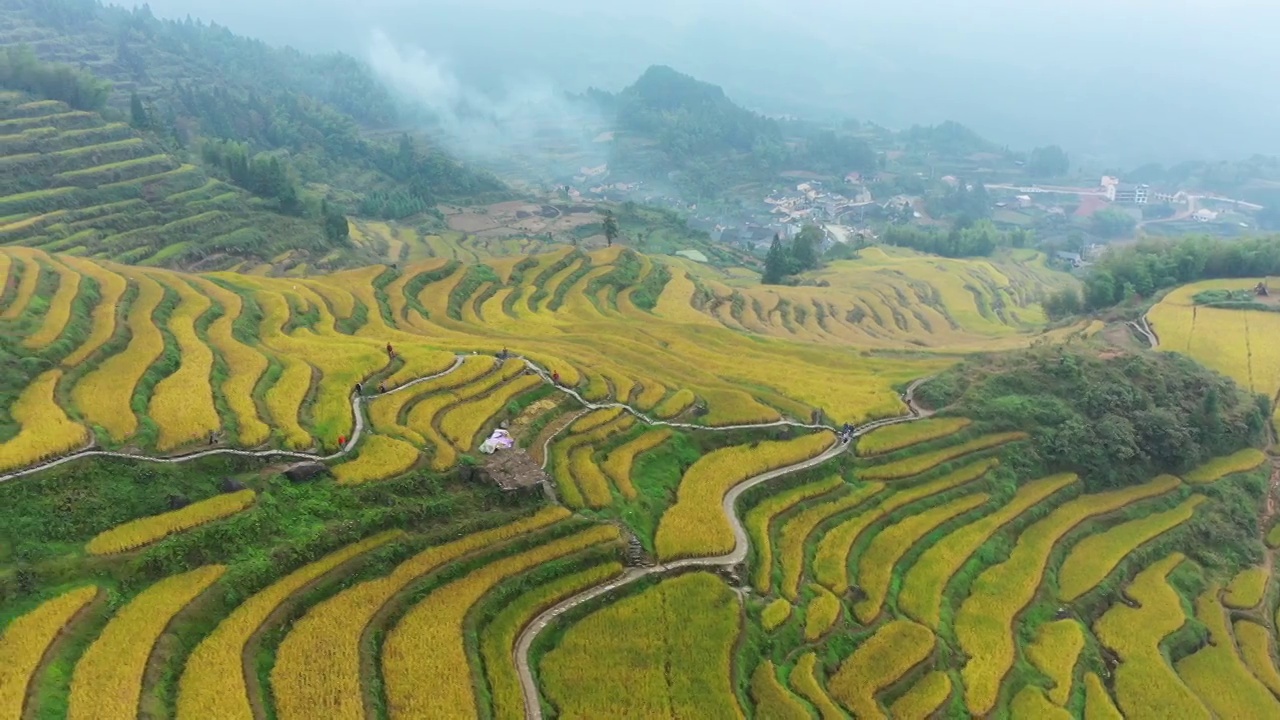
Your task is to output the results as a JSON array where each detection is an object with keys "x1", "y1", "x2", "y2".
[{"x1": 594, "y1": 65, "x2": 877, "y2": 200}]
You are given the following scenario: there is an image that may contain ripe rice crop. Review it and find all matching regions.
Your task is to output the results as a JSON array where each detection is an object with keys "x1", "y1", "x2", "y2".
[
  {"x1": 383, "y1": 526, "x2": 620, "y2": 719},
  {"x1": 827, "y1": 620, "x2": 935, "y2": 718},
  {"x1": 1025, "y1": 619, "x2": 1084, "y2": 705},
  {"x1": 633, "y1": 381, "x2": 667, "y2": 411},
  {"x1": 68, "y1": 566, "x2": 224, "y2": 720},
  {"x1": 369, "y1": 355, "x2": 497, "y2": 443},
  {"x1": 383, "y1": 347, "x2": 465, "y2": 389},
  {"x1": 0, "y1": 369, "x2": 89, "y2": 473},
  {"x1": 749, "y1": 661, "x2": 810, "y2": 720},
  {"x1": 1223, "y1": 567, "x2": 1269, "y2": 609},
  {"x1": 332, "y1": 435, "x2": 420, "y2": 484},
  {"x1": 149, "y1": 274, "x2": 221, "y2": 451},
  {"x1": 1084, "y1": 672, "x2": 1122, "y2": 720},
  {"x1": 652, "y1": 388, "x2": 696, "y2": 419},
  {"x1": 271, "y1": 509, "x2": 567, "y2": 720},
  {"x1": 852, "y1": 492, "x2": 988, "y2": 623},
  {"x1": 72, "y1": 271, "x2": 166, "y2": 442},
  {"x1": 0, "y1": 252, "x2": 40, "y2": 320},
  {"x1": 745, "y1": 475, "x2": 845, "y2": 592},
  {"x1": 1010, "y1": 686, "x2": 1071, "y2": 720},
  {"x1": 956, "y1": 473, "x2": 1177, "y2": 714},
  {"x1": 548, "y1": 414, "x2": 635, "y2": 509},
  {"x1": 479, "y1": 562, "x2": 622, "y2": 720},
  {"x1": 855, "y1": 416, "x2": 971, "y2": 456},
  {"x1": 438, "y1": 373, "x2": 542, "y2": 450},
  {"x1": 700, "y1": 386, "x2": 782, "y2": 426},
  {"x1": 777, "y1": 482, "x2": 882, "y2": 599},
  {"x1": 569, "y1": 406, "x2": 624, "y2": 433},
  {"x1": 859, "y1": 432, "x2": 1026, "y2": 481},
  {"x1": 1094, "y1": 553, "x2": 1210, "y2": 720},
  {"x1": 188, "y1": 278, "x2": 270, "y2": 446},
  {"x1": 0, "y1": 586, "x2": 98, "y2": 720},
  {"x1": 1175, "y1": 586, "x2": 1280, "y2": 717},
  {"x1": 897, "y1": 473, "x2": 1076, "y2": 628},
  {"x1": 804, "y1": 585, "x2": 841, "y2": 641},
  {"x1": 1184, "y1": 448, "x2": 1268, "y2": 483},
  {"x1": 790, "y1": 652, "x2": 845, "y2": 720},
  {"x1": 177, "y1": 531, "x2": 401, "y2": 720},
  {"x1": 21, "y1": 258, "x2": 80, "y2": 349},
  {"x1": 568, "y1": 445, "x2": 613, "y2": 508},
  {"x1": 602, "y1": 429, "x2": 673, "y2": 500},
  {"x1": 888, "y1": 671, "x2": 951, "y2": 720},
  {"x1": 86, "y1": 490, "x2": 256, "y2": 555},
  {"x1": 1235, "y1": 620, "x2": 1280, "y2": 698},
  {"x1": 814, "y1": 458, "x2": 996, "y2": 595},
  {"x1": 265, "y1": 357, "x2": 314, "y2": 449},
  {"x1": 1057, "y1": 495, "x2": 1206, "y2": 601},
  {"x1": 59, "y1": 256, "x2": 127, "y2": 367},
  {"x1": 656, "y1": 431, "x2": 836, "y2": 561},
  {"x1": 541, "y1": 572, "x2": 744, "y2": 719},
  {"x1": 761, "y1": 598, "x2": 792, "y2": 631}
]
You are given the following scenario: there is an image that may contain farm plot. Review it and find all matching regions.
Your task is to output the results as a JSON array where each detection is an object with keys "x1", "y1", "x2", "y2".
[
  {"x1": 540, "y1": 572, "x2": 744, "y2": 718},
  {"x1": 859, "y1": 432, "x2": 1026, "y2": 481},
  {"x1": 828, "y1": 619, "x2": 935, "y2": 718},
  {"x1": 382, "y1": 526, "x2": 620, "y2": 719},
  {"x1": 813, "y1": 458, "x2": 997, "y2": 596},
  {"x1": 0, "y1": 586, "x2": 99, "y2": 720},
  {"x1": 955, "y1": 474, "x2": 1179, "y2": 714},
  {"x1": 1176, "y1": 586, "x2": 1280, "y2": 717},
  {"x1": 271, "y1": 509, "x2": 567, "y2": 720},
  {"x1": 176, "y1": 532, "x2": 401, "y2": 720},
  {"x1": 86, "y1": 490, "x2": 256, "y2": 555},
  {"x1": 745, "y1": 475, "x2": 845, "y2": 592},
  {"x1": 68, "y1": 566, "x2": 224, "y2": 720},
  {"x1": 656, "y1": 431, "x2": 836, "y2": 561},
  {"x1": 1094, "y1": 553, "x2": 1210, "y2": 719}
]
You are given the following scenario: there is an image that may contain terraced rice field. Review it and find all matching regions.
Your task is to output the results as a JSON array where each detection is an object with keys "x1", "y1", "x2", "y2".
[
  {"x1": 0, "y1": 96, "x2": 322, "y2": 270},
  {"x1": 2, "y1": 231, "x2": 1274, "y2": 719},
  {"x1": 1149, "y1": 280, "x2": 1280, "y2": 432}
]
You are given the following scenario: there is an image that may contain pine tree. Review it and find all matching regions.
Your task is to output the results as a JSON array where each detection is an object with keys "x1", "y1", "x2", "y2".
[
  {"x1": 763, "y1": 233, "x2": 788, "y2": 285},
  {"x1": 603, "y1": 211, "x2": 619, "y2": 247},
  {"x1": 129, "y1": 92, "x2": 149, "y2": 129}
]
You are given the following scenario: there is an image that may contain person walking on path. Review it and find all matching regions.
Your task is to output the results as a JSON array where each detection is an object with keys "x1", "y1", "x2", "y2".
[
  {"x1": 337, "y1": 435, "x2": 346, "y2": 448},
  {"x1": 552, "y1": 371, "x2": 560, "y2": 385},
  {"x1": 354, "y1": 382, "x2": 363, "y2": 396},
  {"x1": 386, "y1": 342, "x2": 395, "y2": 359}
]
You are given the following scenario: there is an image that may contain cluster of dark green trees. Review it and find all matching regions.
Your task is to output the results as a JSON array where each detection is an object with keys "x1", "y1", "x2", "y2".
[
  {"x1": 921, "y1": 347, "x2": 1269, "y2": 492},
  {"x1": 763, "y1": 226, "x2": 825, "y2": 284},
  {"x1": 201, "y1": 140, "x2": 300, "y2": 213},
  {"x1": 1046, "y1": 235, "x2": 1280, "y2": 316},
  {"x1": 0, "y1": 45, "x2": 109, "y2": 111},
  {"x1": 1027, "y1": 145, "x2": 1070, "y2": 177},
  {"x1": 924, "y1": 181, "x2": 992, "y2": 220},
  {"x1": 880, "y1": 220, "x2": 1031, "y2": 258}
]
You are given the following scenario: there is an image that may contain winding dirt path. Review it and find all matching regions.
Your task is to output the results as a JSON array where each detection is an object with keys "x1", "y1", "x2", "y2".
[
  {"x1": 1129, "y1": 315, "x2": 1159, "y2": 349},
  {"x1": 513, "y1": 379, "x2": 933, "y2": 720}
]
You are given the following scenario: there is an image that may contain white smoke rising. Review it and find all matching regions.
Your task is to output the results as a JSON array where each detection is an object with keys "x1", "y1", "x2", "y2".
[{"x1": 366, "y1": 29, "x2": 610, "y2": 177}]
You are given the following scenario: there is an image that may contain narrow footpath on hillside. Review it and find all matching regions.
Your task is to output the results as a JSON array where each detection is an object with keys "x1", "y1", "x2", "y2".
[{"x1": 513, "y1": 378, "x2": 934, "y2": 720}]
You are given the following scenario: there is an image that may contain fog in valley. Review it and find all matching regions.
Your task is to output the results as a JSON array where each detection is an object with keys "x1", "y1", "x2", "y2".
[{"x1": 135, "y1": 0, "x2": 1279, "y2": 165}]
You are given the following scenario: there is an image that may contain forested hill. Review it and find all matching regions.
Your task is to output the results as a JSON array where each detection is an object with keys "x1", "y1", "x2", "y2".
[
  {"x1": 3, "y1": 0, "x2": 506, "y2": 221},
  {"x1": 593, "y1": 65, "x2": 877, "y2": 199}
]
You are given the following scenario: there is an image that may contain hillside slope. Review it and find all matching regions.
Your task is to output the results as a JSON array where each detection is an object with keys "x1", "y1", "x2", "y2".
[
  {"x1": 0, "y1": 92, "x2": 349, "y2": 270},
  {"x1": 2, "y1": 0, "x2": 505, "y2": 221}
]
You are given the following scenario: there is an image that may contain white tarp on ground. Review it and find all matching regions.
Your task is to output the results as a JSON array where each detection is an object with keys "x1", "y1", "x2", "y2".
[{"x1": 479, "y1": 428, "x2": 515, "y2": 454}]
